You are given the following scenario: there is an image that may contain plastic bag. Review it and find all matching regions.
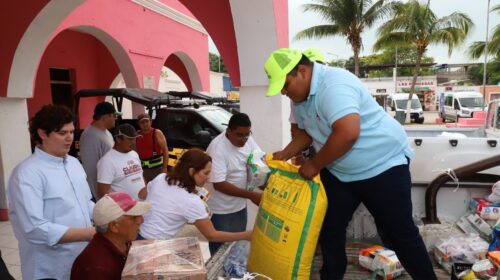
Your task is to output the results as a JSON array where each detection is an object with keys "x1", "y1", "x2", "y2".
[
  {"x1": 488, "y1": 180, "x2": 500, "y2": 203},
  {"x1": 224, "y1": 241, "x2": 250, "y2": 278},
  {"x1": 246, "y1": 150, "x2": 271, "y2": 191},
  {"x1": 358, "y1": 246, "x2": 405, "y2": 280}
]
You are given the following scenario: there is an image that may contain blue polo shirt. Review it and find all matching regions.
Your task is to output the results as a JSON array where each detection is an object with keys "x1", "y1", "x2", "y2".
[{"x1": 295, "y1": 63, "x2": 413, "y2": 182}]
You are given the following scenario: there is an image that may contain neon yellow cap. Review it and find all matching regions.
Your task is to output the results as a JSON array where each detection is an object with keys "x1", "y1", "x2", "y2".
[
  {"x1": 264, "y1": 48, "x2": 303, "y2": 97},
  {"x1": 303, "y1": 48, "x2": 326, "y2": 63}
]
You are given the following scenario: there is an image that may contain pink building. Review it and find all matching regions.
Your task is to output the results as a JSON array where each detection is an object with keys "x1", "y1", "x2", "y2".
[{"x1": 0, "y1": 0, "x2": 290, "y2": 220}]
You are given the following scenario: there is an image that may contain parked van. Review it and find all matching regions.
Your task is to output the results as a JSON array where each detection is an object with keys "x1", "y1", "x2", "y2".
[
  {"x1": 387, "y1": 93, "x2": 425, "y2": 123},
  {"x1": 442, "y1": 91, "x2": 484, "y2": 122}
]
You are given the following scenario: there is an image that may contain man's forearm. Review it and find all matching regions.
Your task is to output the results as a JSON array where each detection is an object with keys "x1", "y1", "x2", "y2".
[
  {"x1": 59, "y1": 227, "x2": 96, "y2": 244},
  {"x1": 97, "y1": 183, "x2": 111, "y2": 199},
  {"x1": 213, "y1": 181, "x2": 253, "y2": 199},
  {"x1": 162, "y1": 148, "x2": 169, "y2": 171},
  {"x1": 282, "y1": 129, "x2": 313, "y2": 160}
]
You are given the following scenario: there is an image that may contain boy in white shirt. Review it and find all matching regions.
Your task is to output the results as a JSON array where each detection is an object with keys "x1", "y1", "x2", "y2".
[
  {"x1": 97, "y1": 123, "x2": 145, "y2": 200},
  {"x1": 206, "y1": 113, "x2": 262, "y2": 254}
]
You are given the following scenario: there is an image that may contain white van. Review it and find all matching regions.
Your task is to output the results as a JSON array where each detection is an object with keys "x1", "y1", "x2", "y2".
[
  {"x1": 442, "y1": 91, "x2": 484, "y2": 122},
  {"x1": 387, "y1": 93, "x2": 425, "y2": 123}
]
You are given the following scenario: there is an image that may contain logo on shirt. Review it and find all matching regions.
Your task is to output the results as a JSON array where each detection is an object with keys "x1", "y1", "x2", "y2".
[{"x1": 123, "y1": 163, "x2": 142, "y2": 176}]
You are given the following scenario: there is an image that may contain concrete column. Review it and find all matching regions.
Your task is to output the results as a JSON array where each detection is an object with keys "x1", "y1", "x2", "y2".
[
  {"x1": 240, "y1": 86, "x2": 291, "y2": 153},
  {"x1": 0, "y1": 98, "x2": 32, "y2": 220}
]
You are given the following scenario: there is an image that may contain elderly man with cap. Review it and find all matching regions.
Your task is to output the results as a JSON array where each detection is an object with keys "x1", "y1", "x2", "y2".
[
  {"x1": 264, "y1": 48, "x2": 436, "y2": 280},
  {"x1": 80, "y1": 101, "x2": 121, "y2": 199},
  {"x1": 136, "y1": 113, "x2": 169, "y2": 182},
  {"x1": 71, "y1": 192, "x2": 151, "y2": 280},
  {"x1": 97, "y1": 123, "x2": 146, "y2": 200}
]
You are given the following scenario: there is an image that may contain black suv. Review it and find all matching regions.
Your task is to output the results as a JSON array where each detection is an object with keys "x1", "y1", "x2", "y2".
[{"x1": 71, "y1": 88, "x2": 232, "y2": 159}]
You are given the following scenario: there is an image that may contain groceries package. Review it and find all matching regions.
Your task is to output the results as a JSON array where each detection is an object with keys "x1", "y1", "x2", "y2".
[
  {"x1": 247, "y1": 154, "x2": 327, "y2": 280},
  {"x1": 470, "y1": 198, "x2": 500, "y2": 221},
  {"x1": 122, "y1": 237, "x2": 206, "y2": 280},
  {"x1": 358, "y1": 245, "x2": 405, "y2": 280},
  {"x1": 246, "y1": 150, "x2": 271, "y2": 191},
  {"x1": 434, "y1": 234, "x2": 489, "y2": 273}
]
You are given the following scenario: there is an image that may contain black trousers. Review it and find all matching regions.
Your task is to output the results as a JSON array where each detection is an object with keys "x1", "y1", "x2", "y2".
[
  {"x1": 0, "y1": 250, "x2": 14, "y2": 280},
  {"x1": 319, "y1": 164, "x2": 437, "y2": 280}
]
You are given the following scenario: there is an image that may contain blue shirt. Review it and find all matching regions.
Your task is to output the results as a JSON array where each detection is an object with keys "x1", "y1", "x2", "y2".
[
  {"x1": 7, "y1": 147, "x2": 94, "y2": 280},
  {"x1": 295, "y1": 63, "x2": 413, "y2": 182}
]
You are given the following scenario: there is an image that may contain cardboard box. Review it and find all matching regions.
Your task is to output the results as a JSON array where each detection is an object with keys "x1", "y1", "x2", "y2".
[
  {"x1": 466, "y1": 214, "x2": 492, "y2": 238},
  {"x1": 456, "y1": 215, "x2": 480, "y2": 235},
  {"x1": 122, "y1": 237, "x2": 207, "y2": 280}
]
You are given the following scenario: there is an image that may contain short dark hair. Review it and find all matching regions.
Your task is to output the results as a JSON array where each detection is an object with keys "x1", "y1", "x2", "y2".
[
  {"x1": 167, "y1": 148, "x2": 212, "y2": 193},
  {"x1": 288, "y1": 54, "x2": 312, "y2": 76},
  {"x1": 30, "y1": 105, "x2": 74, "y2": 144},
  {"x1": 228, "y1": 113, "x2": 251, "y2": 130}
]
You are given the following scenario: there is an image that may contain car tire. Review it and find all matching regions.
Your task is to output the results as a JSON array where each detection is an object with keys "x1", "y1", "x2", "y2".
[{"x1": 416, "y1": 118, "x2": 424, "y2": 124}]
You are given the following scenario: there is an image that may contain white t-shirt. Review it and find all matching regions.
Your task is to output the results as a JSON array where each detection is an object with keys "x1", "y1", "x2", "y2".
[
  {"x1": 205, "y1": 132, "x2": 261, "y2": 214},
  {"x1": 140, "y1": 174, "x2": 209, "y2": 239},
  {"x1": 97, "y1": 149, "x2": 144, "y2": 200}
]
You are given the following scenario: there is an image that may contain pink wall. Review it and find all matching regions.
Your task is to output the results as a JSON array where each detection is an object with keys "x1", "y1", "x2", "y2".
[
  {"x1": 30, "y1": 30, "x2": 119, "y2": 127},
  {"x1": 180, "y1": 0, "x2": 241, "y2": 87},
  {"x1": 0, "y1": 1, "x2": 49, "y2": 99},
  {"x1": 2, "y1": 0, "x2": 210, "y2": 102}
]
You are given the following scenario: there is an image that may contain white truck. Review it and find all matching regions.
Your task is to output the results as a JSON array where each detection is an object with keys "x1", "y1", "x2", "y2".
[
  {"x1": 441, "y1": 91, "x2": 485, "y2": 122},
  {"x1": 347, "y1": 99, "x2": 500, "y2": 241},
  {"x1": 388, "y1": 93, "x2": 425, "y2": 123}
]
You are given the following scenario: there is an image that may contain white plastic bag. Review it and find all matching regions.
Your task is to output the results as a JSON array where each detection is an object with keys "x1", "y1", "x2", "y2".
[
  {"x1": 246, "y1": 150, "x2": 270, "y2": 191},
  {"x1": 488, "y1": 180, "x2": 500, "y2": 203}
]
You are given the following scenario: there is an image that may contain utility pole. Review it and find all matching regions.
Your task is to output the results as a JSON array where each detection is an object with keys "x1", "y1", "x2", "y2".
[
  {"x1": 482, "y1": 0, "x2": 491, "y2": 106},
  {"x1": 393, "y1": 47, "x2": 398, "y2": 95}
]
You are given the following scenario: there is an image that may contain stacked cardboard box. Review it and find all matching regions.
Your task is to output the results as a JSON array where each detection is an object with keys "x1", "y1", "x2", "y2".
[{"x1": 122, "y1": 237, "x2": 206, "y2": 280}]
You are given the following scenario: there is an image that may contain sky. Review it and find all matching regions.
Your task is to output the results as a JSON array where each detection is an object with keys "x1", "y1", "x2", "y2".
[{"x1": 210, "y1": 0, "x2": 500, "y2": 65}]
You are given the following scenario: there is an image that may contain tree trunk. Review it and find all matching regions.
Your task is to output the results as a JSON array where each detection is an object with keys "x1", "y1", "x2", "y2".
[
  {"x1": 405, "y1": 51, "x2": 423, "y2": 124},
  {"x1": 353, "y1": 47, "x2": 360, "y2": 77}
]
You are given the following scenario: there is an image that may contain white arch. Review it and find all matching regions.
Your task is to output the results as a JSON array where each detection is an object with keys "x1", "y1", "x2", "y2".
[
  {"x1": 7, "y1": 0, "x2": 85, "y2": 98},
  {"x1": 70, "y1": 26, "x2": 139, "y2": 88},
  {"x1": 172, "y1": 51, "x2": 203, "y2": 92}
]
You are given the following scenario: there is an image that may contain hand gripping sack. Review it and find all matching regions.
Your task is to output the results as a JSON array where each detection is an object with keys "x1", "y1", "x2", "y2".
[{"x1": 247, "y1": 154, "x2": 327, "y2": 280}]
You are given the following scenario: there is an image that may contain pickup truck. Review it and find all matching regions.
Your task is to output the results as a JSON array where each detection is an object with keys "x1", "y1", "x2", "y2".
[
  {"x1": 71, "y1": 88, "x2": 233, "y2": 164},
  {"x1": 346, "y1": 99, "x2": 500, "y2": 241},
  {"x1": 207, "y1": 100, "x2": 500, "y2": 279}
]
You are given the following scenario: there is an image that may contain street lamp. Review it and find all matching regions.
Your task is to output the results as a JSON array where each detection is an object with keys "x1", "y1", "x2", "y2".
[{"x1": 482, "y1": 0, "x2": 491, "y2": 106}]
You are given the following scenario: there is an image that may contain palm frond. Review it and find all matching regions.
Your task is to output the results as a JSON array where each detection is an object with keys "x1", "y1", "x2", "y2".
[
  {"x1": 373, "y1": 32, "x2": 413, "y2": 51},
  {"x1": 363, "y1": 0, "x2": 394, "y2": 27},
  {"x1": 492, "y1": 4, "x2": 500, "y2": 13},
  {"x1": 429, "y1": 28, "x2": 467, "y2": 55},
  {"x1": 293, "y1": 25, "x2": 341, "y2": 41},
  {"x1": 434, "y1": 12, "x2": 473, "y2": 35},
  {"x1": 468, "y1": 41, "x2": 487, "y2": 59}
]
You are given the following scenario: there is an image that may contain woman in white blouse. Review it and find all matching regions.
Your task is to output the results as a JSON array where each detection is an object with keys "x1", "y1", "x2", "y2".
[{"x1": 139, "y1": 148, "x2": 252, "y2": 243}]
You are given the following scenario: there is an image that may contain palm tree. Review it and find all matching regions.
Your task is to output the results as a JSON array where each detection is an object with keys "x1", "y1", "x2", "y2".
[
  {"x1": 294, "y1": 0, "x2": 395, "y2": 77},
  {"x1": 468, "y1": 4, "x2": 500, "y2": 59},
  {"x1": 374, "y1": 0, "x2": 473, "y2": 123}
]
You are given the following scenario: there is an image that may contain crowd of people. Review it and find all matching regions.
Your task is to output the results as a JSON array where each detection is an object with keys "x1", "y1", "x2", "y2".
[{"x1": 3, "y1": 47, "x2": 437, "y2": 280}]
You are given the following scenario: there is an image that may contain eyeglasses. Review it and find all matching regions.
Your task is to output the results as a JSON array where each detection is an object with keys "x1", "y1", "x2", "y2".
[{"x1": 232, "y1": 130, "x2": 252, "y2": 140}]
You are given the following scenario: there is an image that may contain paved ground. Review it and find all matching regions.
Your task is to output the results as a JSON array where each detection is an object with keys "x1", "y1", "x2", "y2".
[{"x1": 0, "y1": 110, "x2": 452, "y2": 279}]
